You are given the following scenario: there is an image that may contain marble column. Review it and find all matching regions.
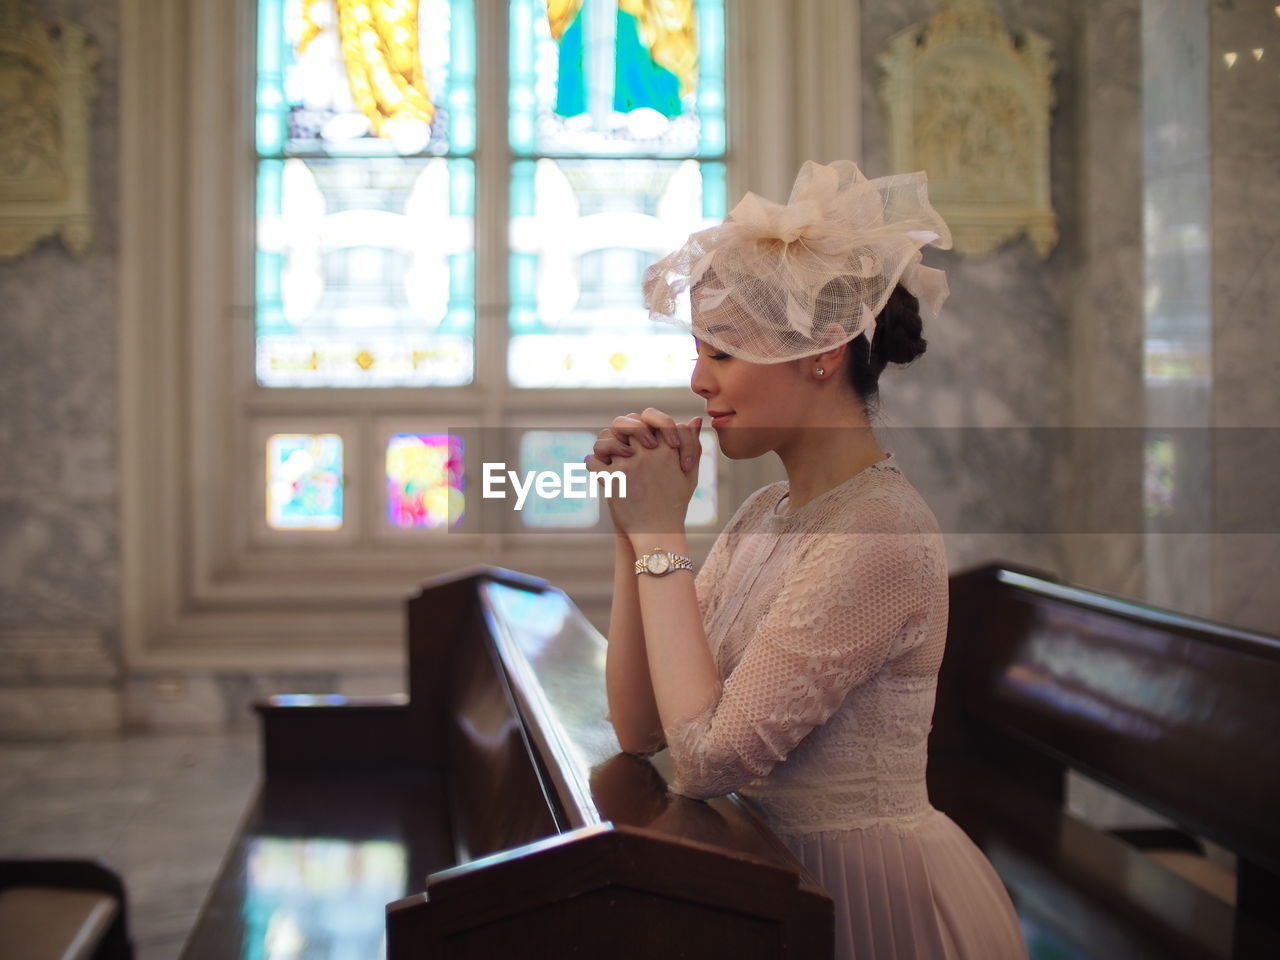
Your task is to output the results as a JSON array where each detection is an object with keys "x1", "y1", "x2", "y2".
[
  {"x1": 1061, "y1": 0, "x2": 1146, "y2": 598},
  {"x1": 1141, "y1": 0, "x2": 1212, "y2": 617}
]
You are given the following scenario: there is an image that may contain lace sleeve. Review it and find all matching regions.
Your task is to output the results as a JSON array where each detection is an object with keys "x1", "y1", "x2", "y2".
[
  {"x1": 665, "y1": 524, "x2": 933, "y2": 800},
  {"x1": 694, "y1": 530, "x2": 731, "y2": 623},
  {"x1": 694, "y1": 483, "x2": 775, "y2": 623}
]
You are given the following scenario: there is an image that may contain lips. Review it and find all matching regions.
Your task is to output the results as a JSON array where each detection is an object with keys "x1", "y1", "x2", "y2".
[{"x1": 707, "y1": 410, "x2": 734, "y2": 427}]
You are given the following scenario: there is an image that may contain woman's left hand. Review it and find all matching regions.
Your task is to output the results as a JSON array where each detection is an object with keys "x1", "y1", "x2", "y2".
[{"x1": 587, "y1": 415, "x2": 702, "y2": 536}]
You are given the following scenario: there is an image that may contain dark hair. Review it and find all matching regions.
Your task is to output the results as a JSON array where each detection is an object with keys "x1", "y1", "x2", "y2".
[{"x1": 846, "y1": 283, "x2": 926, "y2": 413}]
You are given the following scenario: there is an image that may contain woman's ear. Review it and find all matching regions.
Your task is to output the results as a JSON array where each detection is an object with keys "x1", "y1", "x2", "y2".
[{"x1": 812, "y1": 343, "x2": 847, "y2": 379}]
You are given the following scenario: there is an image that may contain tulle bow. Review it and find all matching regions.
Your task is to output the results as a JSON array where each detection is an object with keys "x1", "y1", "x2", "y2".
[
  {"x1": 689, "y1": 167, "x2": 850, "y2": 337},
  {"x1": 690, "y1": 163, "x2": 844, "y2": 284},
  {"x1": 646, "y1": 160, "x2": 953, "y2": 363},
  {"x1": 720, "y1": 161, "x2": 845, "y2": 249}
]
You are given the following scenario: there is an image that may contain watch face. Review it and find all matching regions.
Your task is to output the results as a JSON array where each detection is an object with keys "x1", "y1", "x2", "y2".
[{"x1": 645, "y1": 552, "x2": 671, "y2": 575}]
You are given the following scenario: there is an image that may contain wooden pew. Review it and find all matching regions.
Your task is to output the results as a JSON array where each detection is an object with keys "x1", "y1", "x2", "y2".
[
  {"x1": 181, "y1": 567, "x2": 831, "y2": 959},
  {"x1": 929, "y1": 563, "x2": 1280, "y2": 960},
  {"x1": 0, "y1": 859, "x2": 133, "y2": 960}
]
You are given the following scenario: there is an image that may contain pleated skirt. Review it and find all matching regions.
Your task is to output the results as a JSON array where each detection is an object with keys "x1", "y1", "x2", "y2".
[{"x1": 780, "y1": 808, "x2": 1028, "y2": 960}]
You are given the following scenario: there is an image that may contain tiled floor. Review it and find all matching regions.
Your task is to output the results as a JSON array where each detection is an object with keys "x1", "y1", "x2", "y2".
[{"x1": 0, "y1": 732, "x2": 260, "y2": 960}]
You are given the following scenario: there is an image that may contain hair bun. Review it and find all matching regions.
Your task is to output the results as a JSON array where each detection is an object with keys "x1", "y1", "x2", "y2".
[{"x1": 872, "y1": 284, "x2": 927, "y2": 369}]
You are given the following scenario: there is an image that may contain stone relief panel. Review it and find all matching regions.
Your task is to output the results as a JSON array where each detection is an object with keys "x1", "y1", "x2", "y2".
[
  {"x1": 0, "y1": 0, "x2": 97, "y2": 258},
  {"x1": 879, "y1": 0, "x2": 1057, "y2": 258}
]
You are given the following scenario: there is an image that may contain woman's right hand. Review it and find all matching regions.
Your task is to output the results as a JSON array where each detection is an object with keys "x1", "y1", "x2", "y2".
[
  {"x1": 592, "y1": 408, "x2": 701, "y2": 474},
  {"x1": 589, "y1": 409, "x2": 701, "y2": 542}
]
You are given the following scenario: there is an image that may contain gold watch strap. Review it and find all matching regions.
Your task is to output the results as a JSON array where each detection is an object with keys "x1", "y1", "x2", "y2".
[{"x1": 634, "y1": 549, "x2": 696, "y2": 576}]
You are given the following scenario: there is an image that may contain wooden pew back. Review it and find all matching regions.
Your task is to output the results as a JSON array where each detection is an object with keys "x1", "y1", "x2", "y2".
[
  {"x1": 389, "y1": 570, "x2": 833, "y2": 958},
  {"x1": 932, "y1": 564, "x2": 1280, "y2": 957},
  {"x1": 938, "y1": 565, "x2": 1280, "y2": 877}
]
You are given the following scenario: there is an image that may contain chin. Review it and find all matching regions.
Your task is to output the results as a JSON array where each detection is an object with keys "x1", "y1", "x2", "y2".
[{"x1": 714, "y1": 427, "x2": 774, "y2": 461}]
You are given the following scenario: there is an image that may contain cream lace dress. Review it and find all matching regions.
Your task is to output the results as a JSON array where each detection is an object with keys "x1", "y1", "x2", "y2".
[{"x1": 668, "y1": 454, "x2": 1027, "y2": 960}]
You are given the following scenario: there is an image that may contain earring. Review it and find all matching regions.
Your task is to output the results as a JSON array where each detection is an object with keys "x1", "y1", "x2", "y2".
[{"x1": 816, "y1": 367, "x2": 825, "y2": 377}]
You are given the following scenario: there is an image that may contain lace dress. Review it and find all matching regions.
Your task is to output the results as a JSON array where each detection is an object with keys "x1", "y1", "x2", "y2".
[{"x1": 668, "y1": 454, "x2": 1027, "y2": 960}]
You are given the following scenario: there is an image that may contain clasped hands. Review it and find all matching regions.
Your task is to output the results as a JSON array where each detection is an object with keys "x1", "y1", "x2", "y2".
[{"x1": 586, "y1": 408, "x2": 703, "y2": 537}]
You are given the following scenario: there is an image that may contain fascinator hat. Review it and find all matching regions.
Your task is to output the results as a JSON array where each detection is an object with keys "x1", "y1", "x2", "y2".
[{"x1": 643, "y1": 160, "x2": 952, "y2": 365}]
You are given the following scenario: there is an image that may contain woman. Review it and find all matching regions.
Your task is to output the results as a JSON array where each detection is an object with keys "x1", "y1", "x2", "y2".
[{"x1": 586, "y1": 161, "x2": 1028, "y2": 959}]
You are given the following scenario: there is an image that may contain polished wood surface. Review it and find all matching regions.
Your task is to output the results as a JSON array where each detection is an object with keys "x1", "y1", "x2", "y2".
[
  {"x1": 182, "y1": 567, "x2": 831, "y2": 959},
  {"x1": 474, "y1": 578, "x2": 815, "y2": 872},
  {"x1": 181, "y1": 777, "x2": 453, "y2": 960},
  {"x1": 383, "y1": 577, "x2": 831, "y2": 958},
  {"x1": 932, "y1": 563, "x2": 1280, "y2": 960}
]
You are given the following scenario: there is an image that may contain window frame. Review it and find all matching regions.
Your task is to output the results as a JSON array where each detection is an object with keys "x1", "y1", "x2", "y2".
[{"x1": 120, "y1": 0, "x2": 861, "y2": 670}]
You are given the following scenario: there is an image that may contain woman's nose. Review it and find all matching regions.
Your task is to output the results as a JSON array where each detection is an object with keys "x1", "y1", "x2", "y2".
[{"x1": 690, "y1": 358, "x2": 713, "y2": 397}]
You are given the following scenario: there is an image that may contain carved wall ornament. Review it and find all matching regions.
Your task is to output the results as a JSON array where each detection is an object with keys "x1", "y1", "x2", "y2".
[
  {"x1": 879, "y1": 0, "x2": 1057, "y2": 258},
  {"x1": 0, "y1": 0, "x2": 98, "y2": 258}
]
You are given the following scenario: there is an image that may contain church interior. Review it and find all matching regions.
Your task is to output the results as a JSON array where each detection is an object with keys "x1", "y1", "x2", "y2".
[{"x1": 1, "y1": 0, "x2": 1277, "y2": 957}]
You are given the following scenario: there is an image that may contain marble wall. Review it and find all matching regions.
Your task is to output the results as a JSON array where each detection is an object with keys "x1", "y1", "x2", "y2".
[
  {"x1": 860, "y1": 0, "x2": 1146, "y2": 591},
  {"x1": 0, "y1": 0, "x2": 123, "y2": 735},
  {"x1": 1209, "y1": 0, "x2": 1280, "y2": 634}
]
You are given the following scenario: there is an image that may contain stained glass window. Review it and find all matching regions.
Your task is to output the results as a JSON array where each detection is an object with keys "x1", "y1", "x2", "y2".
[
  {"x1": 518, "y1": 430, "x2": 599, "y2": 528},
  {"x1": 516, "y1": 428, "x2": 716, "y2": 529},
  {"x1": 386, "y1": 433, "x2": 465, "y2": 528},
  {"x1": 508, "y1": 0, "x2": 726, "y2": 388},
  {"x1": 510, "y1": 0, "x2": 724, "y2": 157},
  {"x1": 1144, "y1": 436, "x2": 1177, "y2": 519},
  {"x1": 687, "y1": 428, "x2": 718, "y2": 526},
  {"x1": 256, "y1": 0, "x2": 476, "y2": 387},
  {"x1": 250, "y1": 1, "x2": 730, "y2": 546},
  {"x1": 266, "y1": 433, "x2": 344, "y2": 529}
]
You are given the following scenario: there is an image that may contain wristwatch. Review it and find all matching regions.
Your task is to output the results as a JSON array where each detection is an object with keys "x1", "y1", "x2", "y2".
[{"x1": 634, "y1": 548, "x2": 696, "y2": 577}]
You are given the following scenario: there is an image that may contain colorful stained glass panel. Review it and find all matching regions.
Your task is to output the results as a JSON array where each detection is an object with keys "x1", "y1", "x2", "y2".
[
  {"x1": 510, "y1": 0, "x2": 725, "y2": 158},
  {"x1": 508, "y1": 157, "x2": 724, "y2": 387},
  {"x1": 386, "y1": 433, "x2": 465, "y2": 528},
  {"x1": 267, "y1": 434, "x2": 344, "y2": 529},
  {"x1": 258, "y1": 0, "x2": 475, "y2": 158},
  {"x1": 256, "y1": 156, "x2": 475, "y2": 387},
  {"x1": 518, "y1": 430, "x2": 598, "y2": 528}
]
